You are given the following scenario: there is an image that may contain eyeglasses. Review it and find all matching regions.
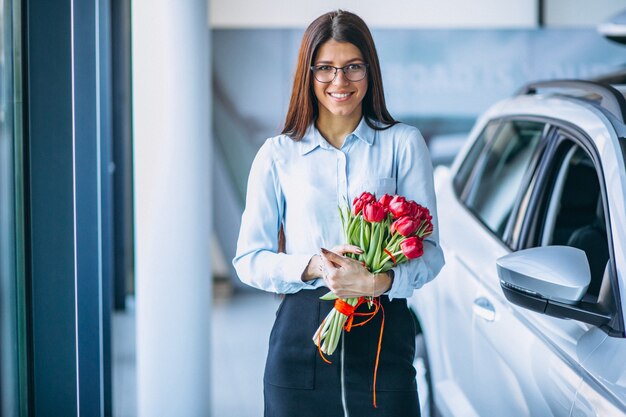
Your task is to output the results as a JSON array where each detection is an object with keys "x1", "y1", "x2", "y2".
[{"x1": 310, "y1": 63, "x2": 369, "y2": 83}]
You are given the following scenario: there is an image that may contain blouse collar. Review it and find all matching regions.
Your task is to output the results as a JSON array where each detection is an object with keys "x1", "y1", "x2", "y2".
[{"x1": 298, "y1": 117, "x2": 375, "y2": 155}]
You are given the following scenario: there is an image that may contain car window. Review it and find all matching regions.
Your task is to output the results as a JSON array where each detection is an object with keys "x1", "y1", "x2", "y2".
[
  {"x1": 462, "y1": 120, "x2": 545, "y2": 239},
  {"x1": 531, "y1": 139, "x2": 609, "y2": 299},
  {"x1": 453, "y1": 121, "x2": 500, "y2": 195}
]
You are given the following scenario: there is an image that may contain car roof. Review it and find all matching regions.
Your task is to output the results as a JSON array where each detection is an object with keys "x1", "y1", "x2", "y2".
[
  {"x1": 517, "y1": 80, "x2": 626, "y2": 125},
  {"x1": 477, "y1": 80, "x2": 626, "y2": 140}
]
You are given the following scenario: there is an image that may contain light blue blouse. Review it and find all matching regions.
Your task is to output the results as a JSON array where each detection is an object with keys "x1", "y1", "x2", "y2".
[{"x1": 233, "y1": 117, "x2": 445, "y2": 299}]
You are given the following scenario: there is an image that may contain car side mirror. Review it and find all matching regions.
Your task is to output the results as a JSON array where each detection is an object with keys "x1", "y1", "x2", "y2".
[
  {"x1": 497, "y1": 246, "x2": 611, "y2": 327},
  {"x1": 598, "y1": 9, "x2": 626, "y2": 45}
]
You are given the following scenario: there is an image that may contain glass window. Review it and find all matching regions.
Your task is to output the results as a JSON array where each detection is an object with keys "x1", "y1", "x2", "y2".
[
  {"x1": 534, "y1": 140, "x2": 609, "y2": 297},
  {"x1": 464, "y1": 120, "x2": 545, "y2": 238},
  {"x1": 453, "y1": 120, "x2": 500, "y2": 196}
]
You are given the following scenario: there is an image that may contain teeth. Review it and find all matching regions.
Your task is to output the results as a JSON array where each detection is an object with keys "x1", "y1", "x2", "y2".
[{"x1": 330, "y1": 92, "x2": 351, "y2": 98}]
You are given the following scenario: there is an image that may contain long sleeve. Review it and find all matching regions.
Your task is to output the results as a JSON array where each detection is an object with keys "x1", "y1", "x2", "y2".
[
  {"x1": 232, "y1": 139, "x2": 314, "y2": 293},
  {"x1": 388, "y1": 127, "x2": 445, "y2": 299}
]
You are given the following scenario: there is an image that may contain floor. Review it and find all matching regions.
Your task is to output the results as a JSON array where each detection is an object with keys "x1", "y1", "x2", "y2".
[{"x1": 112, "y1": 284, "x2": 280, "y2": 417}]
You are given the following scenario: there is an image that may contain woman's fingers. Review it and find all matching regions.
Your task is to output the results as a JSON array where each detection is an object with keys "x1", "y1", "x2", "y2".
[
  {"x1": 319, "y1": 248, "x2": 342, "y2": 281},
  {"x1": 330, "y1": 244, "x2": 364, "y2": 256},
  {"x1": 321, "y1": 247, "x2": 366, "y2": 268},
  {"x1": 319, "y1": 248, "x2": 335, "y2": 267}
]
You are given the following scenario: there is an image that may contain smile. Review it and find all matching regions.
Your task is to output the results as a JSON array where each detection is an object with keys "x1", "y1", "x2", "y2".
[{"x1": 328, "y1": 92, "x2": 354, "y2": 100}]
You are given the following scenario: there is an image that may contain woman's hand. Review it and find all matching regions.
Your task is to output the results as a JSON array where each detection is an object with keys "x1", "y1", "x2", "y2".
[
  {"x1": 301, "y1": 244, "x2": 363, "y2": 282},
  {"x1": 319, "y1": 247, "x2": 392, "y2": 298}
]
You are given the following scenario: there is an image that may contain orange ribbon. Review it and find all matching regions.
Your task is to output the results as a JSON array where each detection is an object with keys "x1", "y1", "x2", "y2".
[
  {"x1": 319, "y1": 297, "x2": 386, "y2": 408},
  {"x1": 373, "y1": 301, "x2": 385, "y2": 408},
  {"x1": 383, "y1": 248, "x2": 397, "y2": 266},
  {"x1": 334, "y1": 297, "x2": 365, "y2": 331}
]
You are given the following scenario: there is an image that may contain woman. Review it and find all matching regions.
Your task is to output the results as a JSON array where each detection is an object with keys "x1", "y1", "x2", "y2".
[{"x1": 233, "y1": 10, "x2": 445, "y2": 417}]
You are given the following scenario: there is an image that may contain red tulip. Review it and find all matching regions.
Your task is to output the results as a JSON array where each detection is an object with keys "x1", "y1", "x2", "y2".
[
  {"x1": 353, "y1": 199, "x2": 365, "y2": 215},
  {"x1": 410, "y1": 202, "x2": 431, "y2": 222},
  {"x1": 363, "y1": 202, "x2": 386, "y2": 223},
  {"x1": 353, "y1": 192, "x2": 376, "y2": 215},
  {"x1": 388, "y1": 196, "x2": 412, "y2": 218},
  {"x1": 358, "y1": 191, "x2": 376, "y2": 204},
  {"x1": 390, "y1": 216, "x2": 420, "y2": 236},
  {"x1": 378, "y1": 193, "x2": 393, "y2": 209},
  {"x1": 401, "y1": 237, "x2": 424, "y2": 259}
]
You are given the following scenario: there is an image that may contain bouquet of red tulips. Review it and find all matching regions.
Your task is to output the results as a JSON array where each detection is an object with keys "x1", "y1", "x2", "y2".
[{"x1": 312, "y1": 191, "x2": 433, "y2": 356}]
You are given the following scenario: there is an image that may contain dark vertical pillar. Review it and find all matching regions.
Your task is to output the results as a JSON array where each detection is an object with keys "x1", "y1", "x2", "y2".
[
  {"x1": 25, "y1": 0, "x2": 111, "y2": 415},
  {"x1": 25, "y1": 1, "x2": 77, "y2": 414}
]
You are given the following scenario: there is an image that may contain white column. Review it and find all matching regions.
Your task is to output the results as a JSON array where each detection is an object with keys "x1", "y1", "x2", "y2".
[{"x1": 132, "y1": 1, "x2": 212, "y2": 416}]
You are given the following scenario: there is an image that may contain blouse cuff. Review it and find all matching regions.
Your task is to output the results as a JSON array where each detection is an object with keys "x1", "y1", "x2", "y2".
[
  {"x1": 278, "y1": 253, "x2": 318, "y2": 287},
  {"x1": 388, "y1": 260, "x2": 426, "y2": 300}
]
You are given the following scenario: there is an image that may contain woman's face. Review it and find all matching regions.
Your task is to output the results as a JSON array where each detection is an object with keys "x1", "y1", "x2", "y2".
[{"x1": 312, "y1": 39, "x2": 368, "y2": 122}]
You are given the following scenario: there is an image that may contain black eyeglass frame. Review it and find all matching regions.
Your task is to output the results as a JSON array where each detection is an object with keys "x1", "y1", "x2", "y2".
[{"x1": 309, "y1": 63, "x2": 369, "y2": 83}]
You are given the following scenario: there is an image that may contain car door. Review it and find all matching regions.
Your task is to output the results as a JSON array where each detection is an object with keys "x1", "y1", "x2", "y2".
[{"x1": 427, "y1": 118, "x2": 579, "y2": 417}]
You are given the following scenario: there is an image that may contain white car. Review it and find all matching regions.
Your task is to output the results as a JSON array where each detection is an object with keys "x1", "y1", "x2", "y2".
[{"x1": 409, "y1": 80, "x2": 626, "y2": 417}]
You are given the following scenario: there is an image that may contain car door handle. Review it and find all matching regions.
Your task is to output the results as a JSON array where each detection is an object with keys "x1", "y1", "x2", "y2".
[{"x1": 473, "y1": 297, "x2": 496, "y2": 322}]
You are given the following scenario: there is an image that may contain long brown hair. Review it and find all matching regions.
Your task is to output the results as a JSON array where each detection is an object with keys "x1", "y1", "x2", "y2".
[{"x1": 282, "y1": 10, "x2": 397, "y2": 140}]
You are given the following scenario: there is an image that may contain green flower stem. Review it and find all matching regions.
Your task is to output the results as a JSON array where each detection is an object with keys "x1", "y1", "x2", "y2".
[
  {"x1": 326, "y1": 313, "x2": 339, "y2": 353},
  {"x1": 388, "y1": 231, "x2": 403, "y2": 249},
  {"x1": 323, "y1": 314, "x2": 335, "y2": 352},
  {"x1": 320, "y1": 315, "x2": 333, "y2": 335},
  {"x1": 320, "y1": 291, "x2": 338, "y2": 301},
  {"x1": 331, "y1": 297, "x2": 357, "y2": 354},
  {"x1": 321, "y1": 311, "x2": 337, "y2": 352},
  {"x1": 372, "y1": 219, "x2": 386, "y2": 269},
  {"x1": 315, "y1": 296, "x2": 361, "y2": 355},
  {"x1": 347, "y1": 213, "x2": 358, "y2": 241},
  {"x1": 416, "y1": 220, "x2": 430, "y2": 238},
  {"x1": 359, "y1": 217, "x2": 366, "y2": 252},
  {"x1": 338, "y1": 207, "x2": 347, "y2": 237},
  {"x1": 351, "y1": 216, "x2": 361, "y2": 245},
  {"x1": 378, "y1": 246, "x2": 406, "y2": 268},
  {"x1": 320, "y1": 312, "x2": 335, "y2": 352},
  {"x1": 366, "y1": 222, "x2": 379, "y2": 266}
]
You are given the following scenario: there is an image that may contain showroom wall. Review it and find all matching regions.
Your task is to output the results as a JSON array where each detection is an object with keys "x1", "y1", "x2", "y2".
[{"x1": 211, "y1": 0, "x2": 625, "y2": 28}]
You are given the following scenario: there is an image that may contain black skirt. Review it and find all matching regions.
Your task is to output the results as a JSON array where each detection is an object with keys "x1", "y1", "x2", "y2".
[{"x1": 264, "y1": 287, "x2": 421, "y2": 417}]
